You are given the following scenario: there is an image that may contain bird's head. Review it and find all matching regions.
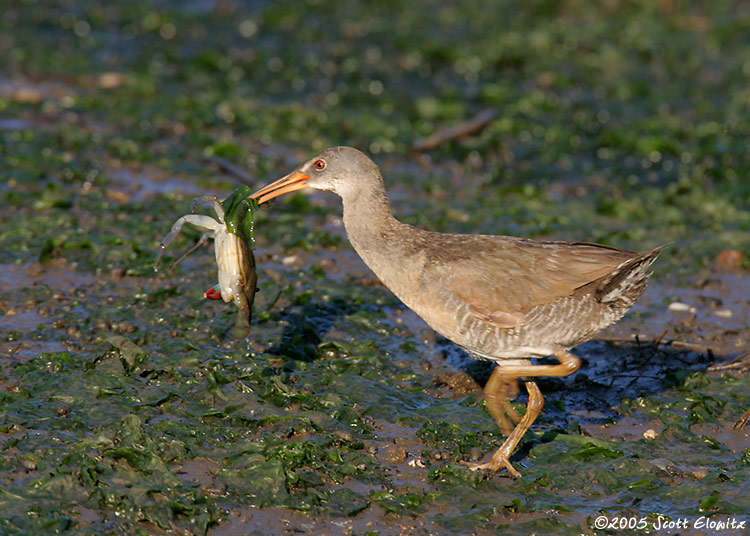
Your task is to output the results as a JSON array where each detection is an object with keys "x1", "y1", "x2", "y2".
[{"x1": 251, "y1": 146, "x2": 381, "y2": 204}]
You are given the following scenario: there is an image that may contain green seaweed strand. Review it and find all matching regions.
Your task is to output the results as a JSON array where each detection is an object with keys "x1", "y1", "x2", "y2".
[{"x1": 221, "y1": 185, "x2": 258, "y2": 247}]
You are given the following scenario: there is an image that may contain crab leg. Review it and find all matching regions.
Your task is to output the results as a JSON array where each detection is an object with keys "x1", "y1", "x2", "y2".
[
  {"x1": 154, "y1": 215, "x2": 221, "y2": 270},
  {"x1": 227, "y1": 275, "x2": 251, "y2": 337},
  {"x1": 191, "y1": 195, "x2": 225, "y2": 223},
  {"x1": 204, "y1": 284, "x2": 222, "y2": 300},
  {"x1": 170, "y1": 232, "x2": 212, "y2": 268}
]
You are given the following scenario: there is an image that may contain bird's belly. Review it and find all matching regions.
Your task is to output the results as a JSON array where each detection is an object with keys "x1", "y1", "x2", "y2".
[{"x1": 410, "y1": 291, "x2": 627, "y2": 362}]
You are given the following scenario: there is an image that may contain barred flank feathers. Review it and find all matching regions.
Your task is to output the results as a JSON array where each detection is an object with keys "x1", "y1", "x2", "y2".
[{"x1": 596, "y1": 244, "x2": 670, "y2": 306}]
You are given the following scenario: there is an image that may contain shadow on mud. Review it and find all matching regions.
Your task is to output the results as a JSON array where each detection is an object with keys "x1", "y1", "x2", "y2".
[
  {"x1": 437, "y1": 334, "x2": 735, "y2": 425},
  {"x1": 264, "y1": 297, "x2": 369, "y2": 362}
]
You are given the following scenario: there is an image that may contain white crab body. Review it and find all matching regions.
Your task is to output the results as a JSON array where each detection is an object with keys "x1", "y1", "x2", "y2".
[{"x1": 214, "y1": 228, "x2": 254, "y2": 303}]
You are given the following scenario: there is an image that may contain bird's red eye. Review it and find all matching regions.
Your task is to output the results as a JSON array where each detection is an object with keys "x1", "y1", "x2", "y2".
[{"x1": 314, "y1": 159, "x2": 326, "y2": 171}]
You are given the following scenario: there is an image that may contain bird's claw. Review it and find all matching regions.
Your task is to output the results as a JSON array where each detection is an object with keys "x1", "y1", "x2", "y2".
[{"x1": 461, "y1": 457, "x2": 522, "y2": 478}]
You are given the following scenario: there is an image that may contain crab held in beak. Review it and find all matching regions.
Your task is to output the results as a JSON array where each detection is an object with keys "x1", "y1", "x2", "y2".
[
  {"x1": 251, "y1": 170, "x2": 310, "y2": 205},
  {"x1": 154, "y1": 187, "x2": 258, "y2": 339}
]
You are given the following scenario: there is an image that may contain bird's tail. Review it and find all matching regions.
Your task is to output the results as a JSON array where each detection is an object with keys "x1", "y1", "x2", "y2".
[{"x1": 596, "y1": 244, "x2": 670, "y2": 306}]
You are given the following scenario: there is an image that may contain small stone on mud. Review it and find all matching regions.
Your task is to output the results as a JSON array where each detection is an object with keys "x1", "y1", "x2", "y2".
[
  {"x1": 97, "y1": 72, "x2": 127, "y2": 89},
  {"x1": 5, "y1": 84, "x2": 43, "y2": 103},
  {"x1": 264, "y1": 268, "x2": 284, "y2": 283},
  {"x1": 105, "y1": 189, "x2": 131, "y2": 203},
  {"x1": 713, "y1": 309, "x2": 733, "y2": 318},
  {"x1": 469, "y1": 447, "x2": 484, "y2": 461},
  {"x1": 114, "y1": 321, "x2": 136, "y2": 334},
  {"x1": 384, "y1": 445, "x2": 407, "y2": 463},
  {"x1": 334, "y1": 430, "x2": 353, "y2": 442},
  {"x1": 204, "y1": 483, "x2": 228, "y2": 497},
  {"x1": 716, "y1": 249, "x2": 742, "y2": 270},
  {"x1": 643, "y1": 429, "x2": 658, "y2": 440},
  {"x1": 668, "y1": 301, "x2": 695, "y2": 313},
  {"x1": 407, "y1": 456, "x2": 426, "y2": 468},
  {"x1": 692, "y1": 469, "x2": 709, "y2": 480},
  {"x1": 319, "y1": 258, "x2": 338, "y2": 273},
  {"x1": 20, "y1": 457, "x2": 37, "y2": 471},
  {"x1": 67, "y1": 325, "x2": 82, "y2": 338},
  {"x1": 434, "y1": 371, "x2": 479, "y2": 396}
]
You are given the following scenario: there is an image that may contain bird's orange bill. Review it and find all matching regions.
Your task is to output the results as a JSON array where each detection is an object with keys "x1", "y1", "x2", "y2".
[{"x1": 250, "y1": 170, "x2": 310, "y2": 204}]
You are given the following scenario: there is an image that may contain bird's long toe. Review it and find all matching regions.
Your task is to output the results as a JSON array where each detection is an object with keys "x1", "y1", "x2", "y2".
[{"x1": 462, "y1": 456, "x2": 522, "y2": 478}]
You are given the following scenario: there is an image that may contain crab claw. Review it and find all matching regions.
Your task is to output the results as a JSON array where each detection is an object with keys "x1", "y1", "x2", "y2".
[{"x1": 204, "y1": 285, "x2": 222, "y2": 300}]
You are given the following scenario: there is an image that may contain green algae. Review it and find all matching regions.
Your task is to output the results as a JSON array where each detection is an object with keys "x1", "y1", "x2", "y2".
[{"x1": 220, "y1": 185, "x2": 258, "y2": 245}]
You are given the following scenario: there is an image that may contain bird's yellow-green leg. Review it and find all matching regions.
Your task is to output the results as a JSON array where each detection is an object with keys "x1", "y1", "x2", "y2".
[
  {"x1": 465, "y1": 352, "x2": 581, "y2": 477},
  {"x1": 483, "y1": 367, "x2": 521, "y2": 435}
]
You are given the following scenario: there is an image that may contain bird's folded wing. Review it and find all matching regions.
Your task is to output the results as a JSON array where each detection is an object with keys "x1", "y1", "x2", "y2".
[{"x1": 443, "y1": 240, "x2": 634, "y2": 329}]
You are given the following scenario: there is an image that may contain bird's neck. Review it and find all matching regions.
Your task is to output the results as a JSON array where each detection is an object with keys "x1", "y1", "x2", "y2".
[
  {"x1": 340, "y1": 184, "x2": 408, "y2": 280},
  {"x1": 339, "y1": 181, "x2": 432, "y2": 318}
]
